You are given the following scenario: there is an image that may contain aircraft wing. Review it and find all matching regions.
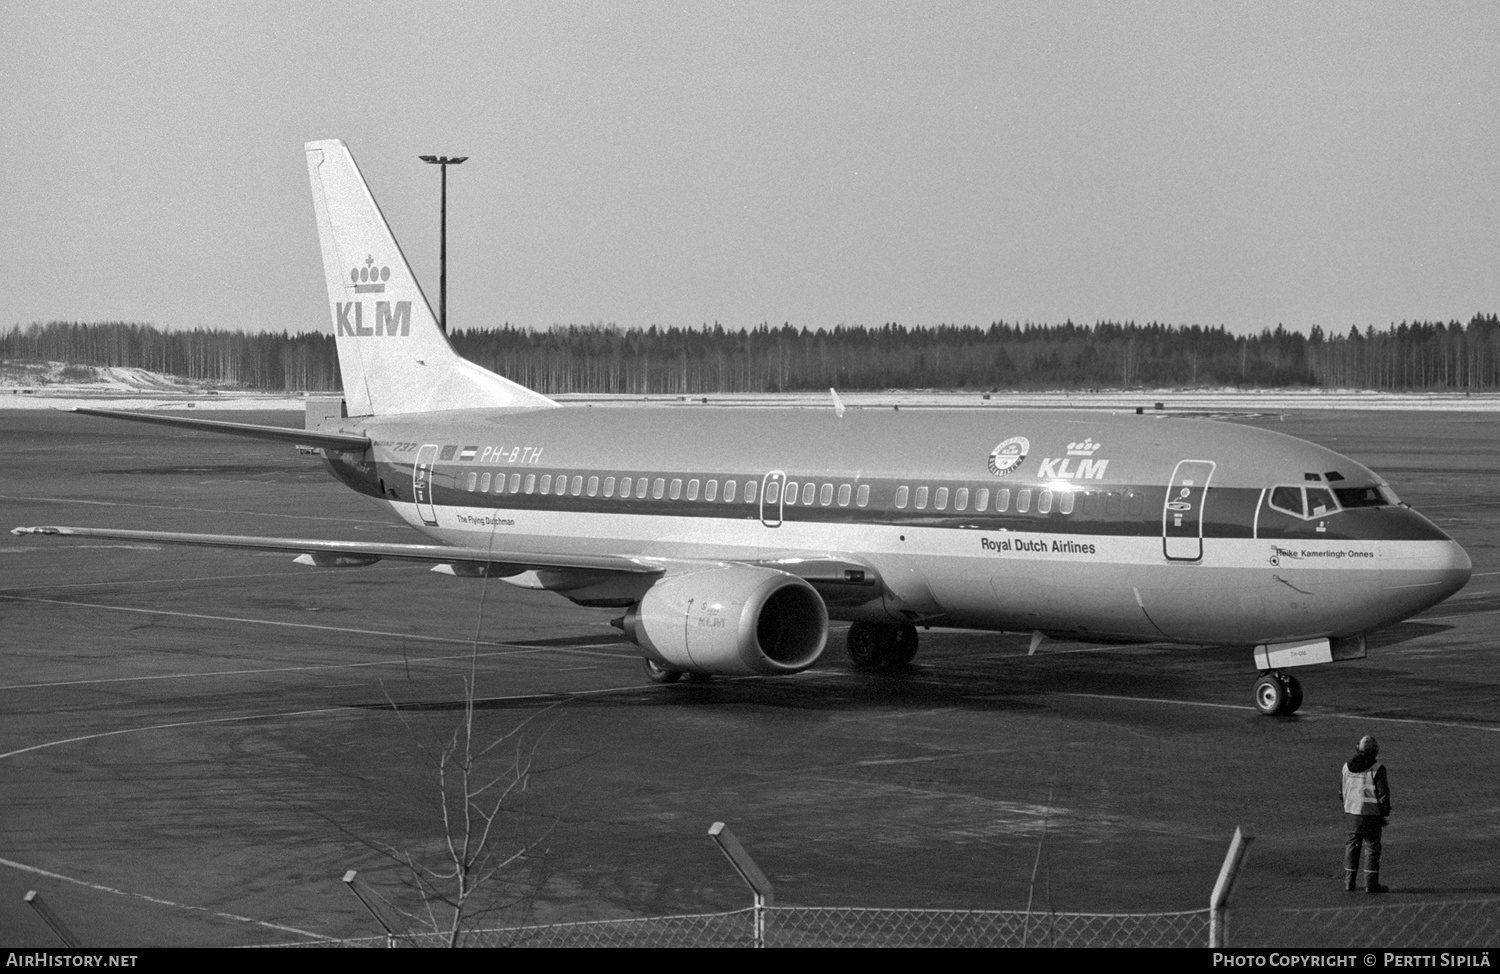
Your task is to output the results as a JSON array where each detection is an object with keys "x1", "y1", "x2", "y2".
[
  {"x1": 9, "y1": 525, "x2": 662, "y2": 577},
  {"x1": 71, "y1": 408, "x2": 371, "y2": 453}
]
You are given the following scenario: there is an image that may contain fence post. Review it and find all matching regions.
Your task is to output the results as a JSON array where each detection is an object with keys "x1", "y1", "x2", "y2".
[
  {"x1": 342, "y1": 870, "x2": 398, "y2": 947},
  {"x1": 1209, "y1": 827, "x2": 1254, "y2": 947},
  {"x1": 709, "y1": 822, "x2": 775, "y2": 947},
  {"x1": 24, "y1": 891, "x2": 78, "y2": 948}
]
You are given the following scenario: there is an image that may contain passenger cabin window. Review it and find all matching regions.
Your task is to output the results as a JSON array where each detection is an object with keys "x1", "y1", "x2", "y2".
[
  {"x1": 1016, "y1": 489, "x2": 1031, "y2": 513},
  {"x1": 995, "y1": 488, "x2": 1010, "y2": 512},
  {"x1": 1059, "y1": 491, "x2": 1074, "y2": 515},
  {"x1": 974, "y1": 488, "x2": 989, "y2": 512},
  {"x1": 743, "y1": 481, "x2": 756, "y2": 503},
  {"x1": 603, "y1": 476, "x2": 617, "y2": 498},
  {"x1": 895, "y1": 486, "x2": 909, "y2": 509},
  {"x1": 1037, "y1": 489, "x2": 1052, "y2": 514},
  {"x1": 539, "y1": 474, "x2": 552, "y2": 494},
  {"x1": 571, "y1": 476, "x2": 583, "y2": 496},
  {"x1": 934, "y1": 487, "x2": 949, "y2": 511},
  {"x1": 705, "y1": 479, "x2": 718, "y2": 501},
  {"x1": 724, "y1": 480, "x2": 737, "y2": 502},
  {"x1": 509, "y1": 474, "x2": 521, "y2": 493},
  {"x1": 914, "y1": 486, "x2": 929, "y2": 510},
  {"x1": 820, "y1": 483, "x2": 834, "y2": 506},
  {"x1": 687, "y1": 479, "x2": 699, "y2": 501},
  {"x1": 954, "y1": 487, "x2": 968, "y2": 511},
  {"x1": 669, "y1": 478, "x2": 682, "y2": 500},
  {"x1": 587, "y1": 476, "x2": 599, "y2": 497},
  {"x1": 524, "y1": 474, "x2": 536, "y2": 494},
  {"x1": 785, "y1": 482, "x2": 799, "y2": 506},
  {"x1": 856, "y1": 484, "x2": 870, "y2": 507},
  {"x1": 837, "y1": 484, "x2": 851, "y2": 506},
  {"x1": 765, "y1": 482, "x2": 780, "y2": 504}
]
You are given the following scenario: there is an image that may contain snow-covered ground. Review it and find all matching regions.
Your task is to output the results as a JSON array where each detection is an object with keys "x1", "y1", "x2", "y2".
[{"x1": 4, "y1": 360, "x2": 1499, "y2": 411}]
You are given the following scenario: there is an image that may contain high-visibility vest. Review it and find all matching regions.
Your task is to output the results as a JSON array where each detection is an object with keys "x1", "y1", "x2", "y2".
[{"x1": 1343, "y1": 761, "x2": 1384, "y2": 815}]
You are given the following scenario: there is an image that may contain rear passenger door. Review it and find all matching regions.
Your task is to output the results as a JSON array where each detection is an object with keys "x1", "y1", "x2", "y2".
[{"x1": 413, "y1": 444, "x2": 439, "y2": 526}]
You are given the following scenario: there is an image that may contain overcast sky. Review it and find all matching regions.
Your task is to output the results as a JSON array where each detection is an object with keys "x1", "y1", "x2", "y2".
[{"x1": 3, "y1": 2, "x2": 1496, "y2": 337}]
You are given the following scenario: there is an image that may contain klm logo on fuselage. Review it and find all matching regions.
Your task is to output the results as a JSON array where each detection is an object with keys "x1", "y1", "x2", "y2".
[
  {"x1": 335, "y1": 301, "x2": 412, "y2": 337},
  {"x1": 1036, "y1": 456, "x2": 1110, "y2": 480},
  {"x1": 1036, "y1": 439, "x2": 1109, "y2": 480}
]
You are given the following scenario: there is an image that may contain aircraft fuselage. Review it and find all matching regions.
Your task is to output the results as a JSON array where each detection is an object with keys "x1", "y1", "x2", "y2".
[{"x1": 319, "y1": 404, "x2": 1470, "y2": 648}]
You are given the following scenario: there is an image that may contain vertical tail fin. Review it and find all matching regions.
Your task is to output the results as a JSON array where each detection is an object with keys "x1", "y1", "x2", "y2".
[{"x1": 305, "y1": 139, "x2": 556, "y2": 416}]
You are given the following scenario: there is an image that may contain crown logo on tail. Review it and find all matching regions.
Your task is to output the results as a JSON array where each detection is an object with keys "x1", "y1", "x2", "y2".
[{"x1": 351, "y1": 255, "x2": 390, "y2": 293}]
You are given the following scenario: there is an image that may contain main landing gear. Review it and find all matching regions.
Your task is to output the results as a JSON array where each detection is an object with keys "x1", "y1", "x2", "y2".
[
  {"x1": 642, "y1": 658, "x2": 714, "y2": 684},
  {"x1": 1253, "y1": 671, "x2": 1304, "y2": 716},
  {"x1": 846, "y1": 622, "x2": 920, "y2": 669}
]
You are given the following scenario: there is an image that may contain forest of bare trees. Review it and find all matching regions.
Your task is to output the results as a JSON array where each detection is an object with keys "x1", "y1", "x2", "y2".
[{"x1": 4, "y1": 316, "x2": 1498, "y2": 393}]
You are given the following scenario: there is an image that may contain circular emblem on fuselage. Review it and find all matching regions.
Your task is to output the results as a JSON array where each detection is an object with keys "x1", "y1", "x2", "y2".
[{"x1": 988, "y1": 436, "x2": 1030, "y2": 476}]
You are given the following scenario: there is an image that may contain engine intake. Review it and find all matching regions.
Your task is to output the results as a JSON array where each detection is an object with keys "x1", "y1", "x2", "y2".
[{"x1": 622, "y1": 565, "x2": 828, "y2": 676}]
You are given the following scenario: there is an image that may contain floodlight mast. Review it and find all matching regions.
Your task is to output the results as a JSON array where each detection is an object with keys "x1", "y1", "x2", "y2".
[{"x1": 418, "y1": 154, "x2": 468, "y2": 335}]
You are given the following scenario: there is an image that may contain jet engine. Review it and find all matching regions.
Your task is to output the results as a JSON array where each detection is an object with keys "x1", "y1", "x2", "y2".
[{"x1": 620, "y1": 565, "x2": 828, "y2": 676}]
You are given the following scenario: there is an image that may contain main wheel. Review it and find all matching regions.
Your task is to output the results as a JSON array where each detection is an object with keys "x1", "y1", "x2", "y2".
[
  {"x1": 847, "y1": 622, "x2": 894, "y2": 669},
  {"x1": 889, "y1": 624, "x2": 920, "y2": 666},
  {"x1": 1280, "y1": 673, "x2": 1304, "y2": 714},
  {"x1": 1253, "y1": 674, "x2": 1287, "y2": 715},
  {"x1": 643, "y1": 658, "x2": 683, "y2": 684}
]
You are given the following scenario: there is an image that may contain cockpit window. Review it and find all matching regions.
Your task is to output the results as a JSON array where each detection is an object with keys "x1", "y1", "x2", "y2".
[
  {"x1": 1306, "y1": 487, "x2": 1336, "y2": 517},
  {"x1": 1334, "y1": 485, "x2": 1393, "y2": 509},
  {"x1": 1269, "y1": 485, "x2": 1345, "y2": 520},
  {"x1": 1269, "y1": 486, "x2": 1304, "y2": 517}
]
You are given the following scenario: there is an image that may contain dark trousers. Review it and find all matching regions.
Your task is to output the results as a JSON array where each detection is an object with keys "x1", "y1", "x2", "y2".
[{"x1": 1344, "y1": 816, "x2": 1384, "y2": 889}]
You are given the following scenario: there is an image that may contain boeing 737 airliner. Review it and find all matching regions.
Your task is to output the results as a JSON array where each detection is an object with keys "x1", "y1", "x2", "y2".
[{"x1": 12, "y1": 139, "x2": 1473, "y2": 715}]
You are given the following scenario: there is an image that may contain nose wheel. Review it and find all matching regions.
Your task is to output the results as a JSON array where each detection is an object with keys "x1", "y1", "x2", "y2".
[{"x1": 1253, "y1": 671, "x2": 1303, "y2": 715}]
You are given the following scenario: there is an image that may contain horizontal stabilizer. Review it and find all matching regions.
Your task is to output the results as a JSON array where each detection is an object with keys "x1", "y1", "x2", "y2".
[{"x1": 73, "y1": 408, "x2": 371, "y2": 452}]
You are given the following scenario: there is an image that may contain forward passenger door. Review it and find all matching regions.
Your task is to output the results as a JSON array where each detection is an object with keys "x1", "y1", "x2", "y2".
[{"x1": 1163, "y1": 460, "x2": 1215, "y2": 561}]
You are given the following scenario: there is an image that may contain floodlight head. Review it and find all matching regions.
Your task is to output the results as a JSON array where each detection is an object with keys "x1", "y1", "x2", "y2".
[{"x1": 419, "y1": 155, "x2": 468, "y2": 165}]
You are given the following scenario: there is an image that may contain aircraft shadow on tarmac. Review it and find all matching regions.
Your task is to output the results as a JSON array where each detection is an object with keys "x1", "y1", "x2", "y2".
[
  {"x1": 1368, "y1": 620, "x2": 1455, "y2": 647},
  {"x1": 344, "y1": 652, "x2": 1210, "y2": 718}
]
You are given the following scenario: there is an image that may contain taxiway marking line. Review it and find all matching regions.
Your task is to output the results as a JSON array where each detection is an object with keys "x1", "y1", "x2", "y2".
[
  {"x1": 0, "y1": 570, "x2": 305, "y2": 593},
  {"x1": 0, "y1": 642, "x2": 633, "y2": 691},
  {"x1": 0, "y1": 592, "x2": 631, "y2": 660},
  {"x1": 1056, "y1": 691, "x2": 1500, "y2": 734},
  {"x1": 0, "y1": 855, "x2": 335, "y2": 942},
  {"x1": 0, "y1": 682, "x2": 665, "y2": 761}
]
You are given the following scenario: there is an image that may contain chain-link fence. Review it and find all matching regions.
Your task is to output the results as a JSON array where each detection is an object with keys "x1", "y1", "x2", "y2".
[
  {"x1": 1229, "y1": 898, "x2": 1500, "y2": 949},
  {"x1": 277, "y1": 905, "x2": 1211, "y2": 948}
]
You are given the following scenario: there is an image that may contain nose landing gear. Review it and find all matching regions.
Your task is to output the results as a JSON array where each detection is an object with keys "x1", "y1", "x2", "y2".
[{"x1": 1253, "y1": 671, "x2": 1304, "y2": 715}]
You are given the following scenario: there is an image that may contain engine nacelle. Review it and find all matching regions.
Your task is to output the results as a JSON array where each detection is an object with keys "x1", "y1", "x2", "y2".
[{"x1": 622, "y1": 565, "x2": 829, "y2": 676}]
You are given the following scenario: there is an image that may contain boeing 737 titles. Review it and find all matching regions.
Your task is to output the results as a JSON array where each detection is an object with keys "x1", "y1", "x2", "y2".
[{"x1": 11, "y1": 139, "x2": 1473, "y2": 715}]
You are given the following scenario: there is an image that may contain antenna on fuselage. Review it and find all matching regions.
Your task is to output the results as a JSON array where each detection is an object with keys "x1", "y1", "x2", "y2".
[{"x1": 829, "y1": 388, "x2": 845, "y2": 418}]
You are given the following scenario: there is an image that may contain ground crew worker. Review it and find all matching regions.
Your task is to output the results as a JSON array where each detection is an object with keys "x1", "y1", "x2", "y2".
[{"x1": 1341, "y1": 735, "x2": 1391, "y2": 893}]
